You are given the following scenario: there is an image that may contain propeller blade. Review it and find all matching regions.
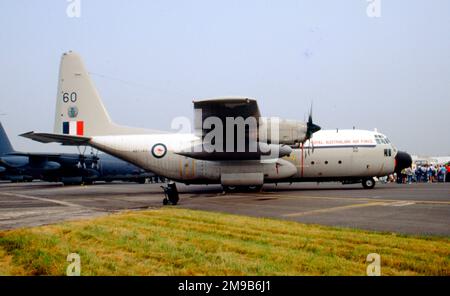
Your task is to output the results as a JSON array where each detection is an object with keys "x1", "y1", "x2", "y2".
[{"x1": 306, "y1": 104, "x2": 321, "y2": 139}]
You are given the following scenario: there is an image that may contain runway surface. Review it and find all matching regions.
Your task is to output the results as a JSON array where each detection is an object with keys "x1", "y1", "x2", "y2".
[{"x1": 0, "y1": 181, "x2": 449, "y2": 236}]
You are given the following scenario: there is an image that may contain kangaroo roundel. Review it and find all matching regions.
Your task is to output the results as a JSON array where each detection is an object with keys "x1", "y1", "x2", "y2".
[{"x1": 151, "y1": 143, "x2": 167, "y2": 158}]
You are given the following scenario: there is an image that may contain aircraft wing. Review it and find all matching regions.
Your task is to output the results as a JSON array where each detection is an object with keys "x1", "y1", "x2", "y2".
[
  {"x1": 20, "y1": 132, "x2": 91, "y2": 146},
  {"x1": 191, "y1": 97, "x2": 264, "y2": 160},
  {"x1": 193, "y1": 97, "x2": 261, "y2": 136}
]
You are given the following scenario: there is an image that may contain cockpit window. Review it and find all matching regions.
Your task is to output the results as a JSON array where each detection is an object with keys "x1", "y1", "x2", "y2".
[
  {"x1": 375, "y1": 134, "x2": 390, "y2": 145},
  {"x1": 374, "y1": 135, "x2": 382, "y2": 144}
]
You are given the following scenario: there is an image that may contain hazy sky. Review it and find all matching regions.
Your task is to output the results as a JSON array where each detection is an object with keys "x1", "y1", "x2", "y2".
[{"x1": 0, "y1": 0, "x2": 449, "y2": 155}]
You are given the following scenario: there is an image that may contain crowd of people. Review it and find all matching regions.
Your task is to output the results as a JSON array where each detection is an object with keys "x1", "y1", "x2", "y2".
[
  {"x1": 398, "y1": 163, "x2": 449, "y2": 184},
  {"x1": 378, "y1": 162, "x2": 450, "y2": 184}
]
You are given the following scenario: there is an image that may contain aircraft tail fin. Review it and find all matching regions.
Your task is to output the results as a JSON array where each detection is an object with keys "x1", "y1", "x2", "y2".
[
  {"x1": 0, "y1": 122, "x2": 15, "y2": 154},
  {"x1": 54, "y1": 51, "x2": 157, "y2": 137}
]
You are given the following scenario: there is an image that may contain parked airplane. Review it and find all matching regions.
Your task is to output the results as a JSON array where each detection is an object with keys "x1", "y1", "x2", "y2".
[
  {"x1": 0, "y1": 122, "x2": 154, "y2": 185},
  {"x1": 22, "y1": 51, "x2": 411, "y2": 204}
]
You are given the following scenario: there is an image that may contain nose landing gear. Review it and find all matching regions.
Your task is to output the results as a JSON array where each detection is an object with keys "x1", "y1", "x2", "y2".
[
  {"x1": 362, "y1": 177, "x2": 376, "y2": 189},
  {"x1": 161, "y1": 182, "x2": 179, "y2": 205}
]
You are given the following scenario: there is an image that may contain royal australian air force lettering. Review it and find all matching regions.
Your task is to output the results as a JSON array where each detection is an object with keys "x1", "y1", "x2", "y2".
[{"x1": 286, "y1": 129, "x2": 396, "y2": 178}]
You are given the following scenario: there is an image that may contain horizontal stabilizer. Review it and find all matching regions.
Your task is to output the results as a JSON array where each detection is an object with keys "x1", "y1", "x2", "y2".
[{"x1": 20, "y1": 132, "x2": 91, "y2": 146}]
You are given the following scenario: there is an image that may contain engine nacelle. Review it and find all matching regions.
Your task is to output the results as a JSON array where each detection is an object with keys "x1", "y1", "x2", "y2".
[{"x1": 259, "y1": 117, "x2": 308, "y2": 145}]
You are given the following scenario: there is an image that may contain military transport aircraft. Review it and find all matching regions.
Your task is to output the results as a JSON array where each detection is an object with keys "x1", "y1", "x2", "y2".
[
  {"x1": 22, "y1": 51, "x2": 411, "y2": 204},
  {"x1": 0, "y1": 122, "x2": 154, "y2": 185}
]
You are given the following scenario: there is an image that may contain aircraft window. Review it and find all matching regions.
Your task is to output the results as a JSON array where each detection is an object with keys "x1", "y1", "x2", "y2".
[
  {"x1": 338, "y1": 160, "x2": 342, "y2": 164},
  {"x1": 311, "y1": 161, "x2": 315, "y2": 165},
  {"x1": 384, "y1": 149, "x2": 392, "y2": 157},
  {"x1": 324, "y1": 161, "x2": 328, "y2": 165}
]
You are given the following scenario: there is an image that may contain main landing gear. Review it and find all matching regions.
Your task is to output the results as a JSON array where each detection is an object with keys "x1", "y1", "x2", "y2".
[
  {"x1": 362, "y1": 177, "x2": 376, "y2": 189},
  {"x1": 222, "y1": 185, "x2": 263, "y2": 193},
  {"x1": 161, "y1": 182, "x2": 179, "y2": 205}
]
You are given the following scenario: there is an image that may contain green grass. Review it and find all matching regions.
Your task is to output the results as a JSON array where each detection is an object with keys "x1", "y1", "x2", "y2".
[{"x1": 0, "y1": 208, "x2": 448, "y2": 275}]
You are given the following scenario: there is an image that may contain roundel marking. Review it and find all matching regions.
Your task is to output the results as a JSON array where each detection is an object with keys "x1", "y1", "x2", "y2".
[{"x1": 151, "y1": 143, "x2": 167, "y2": 158}]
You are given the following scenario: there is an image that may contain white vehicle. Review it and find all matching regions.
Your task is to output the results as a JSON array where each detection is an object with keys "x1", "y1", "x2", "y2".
[{"x1": 23, "y1": 52, "x2": 412, "y2": 204}]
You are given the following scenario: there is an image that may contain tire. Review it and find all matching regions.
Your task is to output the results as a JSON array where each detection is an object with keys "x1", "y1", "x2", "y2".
[
  {"x1": 163, "y1": 198, "x2": 169, "y2": 205},
  {"x1": 362, "y1": 178, "x2": 376, "y2": 189},
  {"x1": 223, "y1": 185, "x2": 237, "y2": 192},
  {"x1": 248, "y1": 185, "x2": 263, "y2": 192}
]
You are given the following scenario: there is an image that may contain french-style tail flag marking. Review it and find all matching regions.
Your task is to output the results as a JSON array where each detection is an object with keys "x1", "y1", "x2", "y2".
[{"x1": 62, "y1": 121, "x2": 84, "y2": 136}]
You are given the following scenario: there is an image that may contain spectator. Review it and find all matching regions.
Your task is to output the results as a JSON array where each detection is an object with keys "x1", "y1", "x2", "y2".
[
  {"x1": 406, "y1": 167, "x2": 413, "y2": 184},
  {"x1": 445, "y1": 162, "x2": 450, "y2": 182},
  {"x1": 415, "y1": 166, "x2": 422, "y2": 183},
  {"x1": 400, "y1": 168, "x2": 407, "y2": 184},
  {"x1": 437, "y1": 165, "x2": 446, "y2": 182},
  {"x1": 422, "y1": 165, "x2": 429, "y2": 182}
]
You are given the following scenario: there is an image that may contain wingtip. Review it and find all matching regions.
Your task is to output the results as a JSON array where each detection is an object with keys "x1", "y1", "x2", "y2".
[{"x1": 19, "y1": 131, "x2": 35, "y2": 137}]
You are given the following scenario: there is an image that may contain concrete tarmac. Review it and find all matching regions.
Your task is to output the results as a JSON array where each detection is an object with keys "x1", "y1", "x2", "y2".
[{"x1": 0, "y1": 181, "x2": 449, "y2": 236}]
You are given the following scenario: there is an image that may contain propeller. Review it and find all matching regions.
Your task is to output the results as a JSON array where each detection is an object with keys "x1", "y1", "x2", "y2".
[
  {"x1": 76, "y1": 146, "x2": 87, "y2": 169},
  {"x1": 304, "y1": 104, "x2": 320, "y2": 159},
  {"x1": 90, "y1": 147, "x2": 100, "y2": 169},
  {"x1": 305, "y1": 104, "x2": 321, "y2": 140}
]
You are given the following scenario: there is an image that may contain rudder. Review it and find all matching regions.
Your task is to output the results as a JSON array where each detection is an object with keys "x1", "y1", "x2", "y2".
[
  {"x1": 54, "y1": 51, "x2": 154, "y2": 137},
  {"x1": 0, "y1": 122, "x2": 15, "y2": 154}
]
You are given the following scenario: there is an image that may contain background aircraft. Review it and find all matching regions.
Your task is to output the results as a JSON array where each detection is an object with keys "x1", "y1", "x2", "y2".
[
  {"x1": 0, "y1": 122, "x2": 155, "y2": 185},
  {"x1": 23, "y1": 52, "x2": 411, "y2": 205}
]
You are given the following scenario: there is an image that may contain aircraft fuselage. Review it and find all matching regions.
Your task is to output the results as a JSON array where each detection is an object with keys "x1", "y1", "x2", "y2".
[{"x1": 87, "y1": 129, "x2": 396, "y2": 186}]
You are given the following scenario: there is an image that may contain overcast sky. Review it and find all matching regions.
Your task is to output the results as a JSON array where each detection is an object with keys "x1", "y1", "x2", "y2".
[{"x1": 0, "y1": 0, "x2": 449, "y2": 156}]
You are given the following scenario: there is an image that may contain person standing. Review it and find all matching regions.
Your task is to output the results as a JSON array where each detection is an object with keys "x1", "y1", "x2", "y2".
[
  {"x1": 406, "y1": 167, "x2": 413, "y2": 184},
  {"x1": 446, "y1": 163, "x2": 450, "y2": 183},
  {"x1": 439, "y1": 165, "x2": 447, "y2": 182}
]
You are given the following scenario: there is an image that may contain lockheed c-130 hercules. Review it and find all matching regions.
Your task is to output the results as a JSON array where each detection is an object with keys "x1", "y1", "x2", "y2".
[{"x1": 22, "y1": 51, "x2": 412, "y2": 205}]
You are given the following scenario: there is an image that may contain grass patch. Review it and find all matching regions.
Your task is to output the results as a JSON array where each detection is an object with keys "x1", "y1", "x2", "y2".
[{"x1": 0, "y1": 208, "x2": 448, "y2": 275}]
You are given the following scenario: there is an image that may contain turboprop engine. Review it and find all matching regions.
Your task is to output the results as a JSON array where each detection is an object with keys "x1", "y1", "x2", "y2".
[{"x1": 259, "y1": 113, "x2": 321, "y2": 146}]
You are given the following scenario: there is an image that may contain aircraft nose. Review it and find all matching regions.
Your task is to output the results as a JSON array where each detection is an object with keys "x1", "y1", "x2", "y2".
[{"x1": 395, "y1": 151, "x2": 412, "y2": 172}]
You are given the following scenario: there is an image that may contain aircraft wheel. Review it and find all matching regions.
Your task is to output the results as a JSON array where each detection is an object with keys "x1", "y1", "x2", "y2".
[
  {"x1": 163, "y1": 198, "x2": 169, "y2": 205},
  {"x1": 362, "y1": 178, "x2": 376, "y2": 189},
  {"x1": 223, "y1": 185, "x2": 237, "y2": 192},
  {"x1": 248, "y1": 185, "x2": 263, "y2": 192}
]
